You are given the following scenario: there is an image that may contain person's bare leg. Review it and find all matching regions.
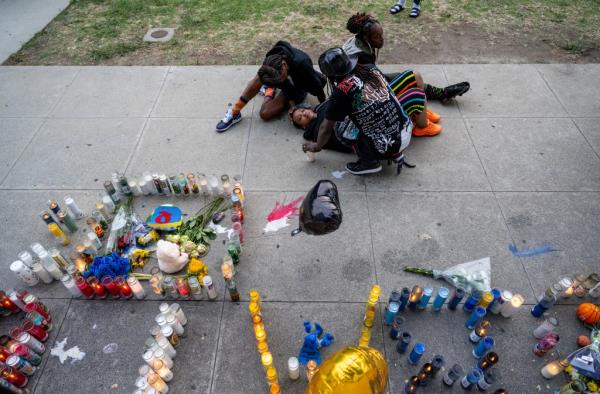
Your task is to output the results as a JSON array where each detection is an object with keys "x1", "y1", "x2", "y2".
[{"x1": 259, "y1": 93, "x2": 288, "y2": 121}]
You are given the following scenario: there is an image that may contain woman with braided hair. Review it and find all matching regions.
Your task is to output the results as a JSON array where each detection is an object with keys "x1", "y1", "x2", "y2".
[
  {"x1": 216, "y1": 41, "x2": 326, "y2": 133},
  {"x1": 343, "y1": 12, "x2": 471, "y2": 136}
]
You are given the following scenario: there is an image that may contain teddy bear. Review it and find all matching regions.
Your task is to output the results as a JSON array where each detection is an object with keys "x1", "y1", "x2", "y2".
[{"x1": 156, "y1": 239, "x2": 189, "y2": 273}]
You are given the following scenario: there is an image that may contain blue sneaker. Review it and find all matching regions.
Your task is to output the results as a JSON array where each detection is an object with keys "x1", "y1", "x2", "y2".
[{"x1": 215, "y1": 105, "x2": 242, "y2": 133}]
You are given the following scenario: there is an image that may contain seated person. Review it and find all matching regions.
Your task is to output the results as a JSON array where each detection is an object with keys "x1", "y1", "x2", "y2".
[
  {"x1": 303, "y1": 48, "x2": 421, "y2": 176},
  {"x1": 216, "y1": 41, "x2": 326, "y2": 133},
  {"x1": 342, "y1": 12, "x2": 471, "y2": 136}
]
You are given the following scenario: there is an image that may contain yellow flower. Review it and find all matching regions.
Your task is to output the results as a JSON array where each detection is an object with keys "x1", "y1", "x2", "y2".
[
  {"x1": 565, "y1": 365, "x2": 573, "y2": 373},
  {"x1": 587, "y1": 381, "x2": 598, "y2": 392}
]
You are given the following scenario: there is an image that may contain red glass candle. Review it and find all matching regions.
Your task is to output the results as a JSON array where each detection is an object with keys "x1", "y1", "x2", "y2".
[
  {"x1": 175, "y1": 277, "x2": 190, "y2": 297},
  {"x1": 24, "y1": 302, "x2": 50, "y2": 320},
  {"x1": 21, "y1": 320, "x2": 48, "y2": 342},
  {"x1": 115, "y1": 276, "x2": 132, "y2": 299},
  {"x1": 75, "y1": 277, "x2": 95, "y2": 299},
  {"x1": 0, "y1": 346, "x2": 11, "y2": 363},
  {"x1": 9, "y1": 327, "x2": 23, "y2": 341},
  {"x1": 101, "y1": 276, "x2": 120, "y2": 298},
  {"x1": 0, "y1": 366, "x2": 28, "y2": 387},
  {"x1": 0, "y1": 292, "x2": 20, "y2": 313},
  {"x1": 87, "y1": 276, "x2": 107, "y2": 299}
]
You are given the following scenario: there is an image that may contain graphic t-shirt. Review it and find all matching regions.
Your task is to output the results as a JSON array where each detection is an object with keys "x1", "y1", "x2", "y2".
[{"x1": 325, "y1": 66, "x2": 411, "y2": 155}]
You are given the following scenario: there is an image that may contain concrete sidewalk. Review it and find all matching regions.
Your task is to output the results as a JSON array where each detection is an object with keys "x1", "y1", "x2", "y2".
[
  {"x1": 0, "y1": 64, "x2": 599, "y2": 393},
  {"x1": 0, "y1": 0, "x2": 70, "y2": 63}
]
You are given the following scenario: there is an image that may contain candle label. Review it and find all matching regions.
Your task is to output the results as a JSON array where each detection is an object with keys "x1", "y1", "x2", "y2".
[{"x1": 469, "y1": 330, "x2": 482, "y2": 343}]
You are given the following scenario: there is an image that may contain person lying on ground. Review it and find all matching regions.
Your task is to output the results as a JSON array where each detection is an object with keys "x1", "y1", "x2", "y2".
[
  {"x1": 288, "y1": 102, "x2": 353, "y2": 154},
  {"x1": 303, "y1": 48, "x2": 421, "y2": 176},
  {"x1": 216, "y1": 41, "x2": 327, "y2": 133},
  {"x1": 342, "y1": 12, "x2": 470, "y2": 136}
]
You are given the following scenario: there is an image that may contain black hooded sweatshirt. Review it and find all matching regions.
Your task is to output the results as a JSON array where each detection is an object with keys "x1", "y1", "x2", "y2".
[{"x1": 265, "y1": 41, "x2": 326, "y2": 103}]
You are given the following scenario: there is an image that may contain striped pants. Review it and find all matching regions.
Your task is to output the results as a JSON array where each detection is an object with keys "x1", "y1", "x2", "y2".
[{"x1": 386, "y1": 69, "x2": 426, "y2": 116}]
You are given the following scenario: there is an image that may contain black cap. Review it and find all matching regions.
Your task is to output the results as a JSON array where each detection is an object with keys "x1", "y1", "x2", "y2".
[{"x1": 318, "y1": 47, "x2": 357, "y2": 78}]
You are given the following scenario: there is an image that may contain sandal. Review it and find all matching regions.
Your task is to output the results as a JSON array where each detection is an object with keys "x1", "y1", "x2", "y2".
[
  {"x1": 389, "y1": 4, "x2": 404, "y2": 14},
  {"x1": 409, "y1": 6, "x2": 420, "y2": 17}
]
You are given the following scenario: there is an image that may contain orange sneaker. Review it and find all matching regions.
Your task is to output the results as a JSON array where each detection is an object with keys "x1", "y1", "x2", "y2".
[
  {"x1": 427, "y1": 109, "x2": 441, "y2": 123},
  {"x1": 413, "y1": 120, "x2": 442, "y2": 137}
]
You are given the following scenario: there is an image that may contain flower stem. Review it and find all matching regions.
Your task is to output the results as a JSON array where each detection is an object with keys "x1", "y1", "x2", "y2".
[{"x1": 403, "y1": 266, "x2": 434, "y2": 277}]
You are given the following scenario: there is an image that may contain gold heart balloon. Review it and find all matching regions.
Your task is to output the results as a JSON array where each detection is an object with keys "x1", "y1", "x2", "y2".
[{"x1": 306, "y1": 346, "x2": 388, "y2": 394}]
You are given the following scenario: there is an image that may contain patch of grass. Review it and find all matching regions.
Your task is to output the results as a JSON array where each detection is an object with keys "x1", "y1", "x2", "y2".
[
  {"x1": 6, "y1": 0, "x2": 600, "y2": 65},
  {"x1": 90, "y1": 42, "x2": 145, "y2": 60}
]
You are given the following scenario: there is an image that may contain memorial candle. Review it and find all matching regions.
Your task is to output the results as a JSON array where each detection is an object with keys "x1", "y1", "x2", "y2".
[
  {"x1": 432, "y1": 287, "x2": 449, "y2": 311},
  {"x1": 501, "y1": 293, "x2": 524, "y2": 318},
  {"x1": 115, "y1": 276, "x2": 132, "y2": 299},
  {"x1": 407, "y1": 286, "x2": 423, "y2": 311},
  {"x1": 398, "y1": 287, "x2": 411, "y2": 312},
  {"x1": 174, "y1": 277, "x2": 190, "y2": 298},
  {"x1": 463, "y1": 291, "x2": 482, "y2": 312},
  {"x1": 447, "y1": 287, "x2": 465, "y2": 311},
  {"x1": 261, "y1": 351, "x2": 273, "y2": 371},
  {"x1": 87, "y1": 276, "x2": 107, "y2": 299},
  {"x1": 147, "y1": 371, "x2": 168, "y2": 394},
  {"x1": 540, "y1": 359, "x2": 569, "y2": 379},
  {"x1": 533, "y1": 332, "x2": 559, "y2": 357},
  {"x1": 469, "y1": 320, "x2": 491, "y2": 343},
  {"x1": 288, "y1": 357, "x2": 300, "y2": 380},
  {"x1": 466, "y1": 307, "x2": 487, "y2": 329},
  {"x1": 75, "y1": 276, "x2": 95, "y2": 298},
  {"x1": 151, "y1": 359, "x2": 173, "y2": 382},
  {"x1": 127, "y1": 276, "x2": 146, "y2": 299},
  {"x1": 21, "y1": 320, "x2": 48, "y2": 342},
  {"x1": 101, "y1": 276, "x2": 120, "y2": 298},
  {"x1": 417, "y1": 287, "x2": 433, "y2": 310},
  {"x1": 408, "y1": 342, "x2": 425, "y2": 365},
  {"x1": 473, "y1": 336, "x2": 495, "y2": 359},
  {"x1": 478, "y1": 351, "x2": 499, "y2": 370},
  {"x1": 397, "y1": 332, "x2": 411, "y2": 353},
  {"x1": 14, "y1": 344, "x2": 42, "y2": 366},
  {"x1": 61, "y1": 275, "x2": 82, "y2": 298},
  {"x1": 533, "y1": 316, "x2": 558, "y2": 339},
  {"x1": 0, "y1": 292, "x2": 20, "y2": 313},
  {"x1": 0, "y1": 366, "x2": 28, "y2": 388}
]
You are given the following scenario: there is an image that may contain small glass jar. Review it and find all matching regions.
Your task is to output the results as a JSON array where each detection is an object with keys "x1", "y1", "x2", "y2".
[
  {"x1": 21, "y1": 320, "x2": 48, "y2": 343},
  {"x1": 149, "y1": 268, "x2": 165, "y2": 297},
  {"x1": 156, "y1": 337, "x2": 176, "y2": 359},
  {"x1": 165, "y1": 315, "x2": 184, "y2": 336},
  {"x1": 127, "y1": 276, "x2": 146, "y2": 299},
  {"x1": 152, "y1": 348, "x2": 173, "y2": 369},
  {"x1": 202, "y1": 276, "x2": 217, "y2": 300},
  {"x1": 152, "y1": 359, "x2": 173, "y2": 382},
  {"x1": 61, "y1": 274, "x2": 82, "y2": 297},
  {"x1": 500, "y1": 293, "x2": 524, "y2": 318},
  {"x1": 540, "y1": 359, "x2": 569, "y2": 379},
  {"x1": 86, "y1": 217, "x2": 104, "y2": 239},
  {"x1": 115, "y1": 276, "x2": 133, "y2": 299},
  {"x1": 101, "y1": 276, "x2": 120, "y2": 299},
  {"x1": 160, "y1": 325, "x2": 179, "y2": 347},
  {"x1": 533, "y1": 316, "x2": 558, "y2": 339},
  {"x1": 288, "y1": 356, "x2": 300, "y2": 380},
  {"x1": 169, "y1": 303, "x2": 187, "y2": 326},
  {"x1": 162, "y1": 276, "x2": 178, "y2": 299},
  {"x1": 9, "y1": 260, "x2": 39, "y2": 287},
  {"x1": 174, "y1": 277, "x2": 190, "y2": 298},
  {"x1": 407, "y1": 286, "x2": 423, "y2": 311},
  {"x1": 188, "y1": 277, "x2": 203, "y2": 300},
  {"x1": 75, "y1": 276, "x2": 95, "y2": 299},
  {"x1": 87, "y1": 276, "x2": 107, "y2": 299}
]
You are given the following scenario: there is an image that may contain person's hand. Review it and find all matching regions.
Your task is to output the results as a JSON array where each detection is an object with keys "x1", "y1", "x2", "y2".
[{"x1": 302, "y1": 142, "x2": 321, "y2": 153}]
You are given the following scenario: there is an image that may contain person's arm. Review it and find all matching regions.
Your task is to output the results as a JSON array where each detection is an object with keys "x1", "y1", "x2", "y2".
[{"x1": 303, "y1": 118, "x2": 335, "y2": 152}]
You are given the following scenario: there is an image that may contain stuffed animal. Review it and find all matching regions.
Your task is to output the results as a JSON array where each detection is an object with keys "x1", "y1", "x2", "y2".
[
  {"x1": 298, "y1": 321, "x2": 334, "y2": 365},
  {"x1": 156, "y1": 240, "x2": 188, "y2": 273}
]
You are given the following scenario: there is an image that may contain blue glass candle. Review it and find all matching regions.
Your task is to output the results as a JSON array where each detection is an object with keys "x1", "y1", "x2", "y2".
[
  {"x1": 390, "y1": 315, "x2": 405, "y2": 339},
  {"x1": 432, "y1": 287, "x2": 449, "y2": 311},
  {"x1": 473, "y1": 336, "x2": 495, "y2": 359},
  {"x1": 447, "y1": 287, "x2": 465, "y2": 311},
  {"x1": 463, "y1": 291, "x2": 482, "y2": 312},
  {"x1": 460, "y1": 366, "x2": 483, "y2": 390},
  {"x1": 486, "y1": 288, "x2": 502, "y2": 312},
  {"x1": 384, "y1": 302, "x2": 400, "y2": 325},
  {"x1": 531, "y1": 293, "x2": 554, "y2": 318},
  {"x1": 397, "y1": 332, "x2": 411, "y2": 353},
  {"x1": 417, "y1": 287, "x2": 433, "y2": 310},
  {"x1": 465, "y1": 307, "x2": 487, "y2": 329},
  {"x1": 398, "y1": 287, "x2": 410, "y2": 312},
  {"x1": 408, "y1": 342, "x2": 426, "y2": 365},
  {"x1": 389, "y1": 290, "x2": 401, "y2": 304}
]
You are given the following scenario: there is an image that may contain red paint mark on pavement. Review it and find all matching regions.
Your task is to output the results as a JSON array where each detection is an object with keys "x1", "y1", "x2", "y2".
[{"x1": 266, "y1": 196, "x2": 304, "y2": 222}]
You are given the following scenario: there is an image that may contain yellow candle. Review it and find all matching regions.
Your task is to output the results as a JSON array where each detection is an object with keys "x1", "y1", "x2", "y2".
[
  {"x1": 48, "y1": 223, "x2": 69, "y2": 246},
  {"x1": 249, "y1": 289, "x2": 261, "y2": 306},
  {"x1": 478, "y1": 292, "x2": 494, "y2": 308},
  {"x1": 257, "y1": 341, "x2": 269, "y2": 354},
  {"x1": 261, "y1": 352, "x2": 273, "y2": 370},
  {"x1": 249, "y1": 302, "x2": 260, "y2": 317},
  {"x1": 266, "y1": 366, "x2": 278, "y2": 385},
  {"x1": 269, "y1": 383, "x2": 281, "y2": 394}
]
